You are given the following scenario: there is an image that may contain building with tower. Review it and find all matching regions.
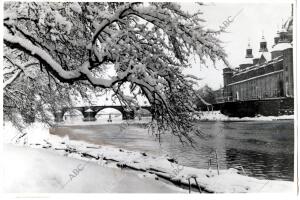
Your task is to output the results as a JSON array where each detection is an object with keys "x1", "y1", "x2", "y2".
[{"x1": 218, "y1": 12, "x2": 293, "y2": 117}]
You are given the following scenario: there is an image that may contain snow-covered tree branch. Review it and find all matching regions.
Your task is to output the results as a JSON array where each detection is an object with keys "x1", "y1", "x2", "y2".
[{"x1": 4, "y1": 2, "x2": 228, "y2": 144}]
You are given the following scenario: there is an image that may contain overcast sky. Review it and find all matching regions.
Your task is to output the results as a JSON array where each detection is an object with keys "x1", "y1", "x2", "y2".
[{"x1": 181, "y1": 2, "x2": 292, "y2": 90}]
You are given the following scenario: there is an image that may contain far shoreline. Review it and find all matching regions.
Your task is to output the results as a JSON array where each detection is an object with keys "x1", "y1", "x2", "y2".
[{"x1": 54, "y1": 113, "x2": 294, "y2": 127}]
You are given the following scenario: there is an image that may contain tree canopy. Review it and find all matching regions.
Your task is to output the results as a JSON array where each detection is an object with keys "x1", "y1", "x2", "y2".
[
  {"x1": 195, "y1": 85, "x2": 217, "y2": 110},
  {"x1": 4, "y1": 2, "x2": 228, "y2": 144}
]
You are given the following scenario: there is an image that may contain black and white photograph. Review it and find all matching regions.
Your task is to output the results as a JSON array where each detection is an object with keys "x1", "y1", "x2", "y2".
[{"x1": 1, "y1": 0, "x2": 298, "y2": 199}]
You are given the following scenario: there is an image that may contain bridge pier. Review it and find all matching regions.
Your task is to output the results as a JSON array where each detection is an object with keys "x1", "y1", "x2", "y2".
[
  {"x1": 82, "y1": 109, "x2": 97, "y2": 121},
  {"x1": 54, "y1": 111, "x2": 64, "y2": 122}
]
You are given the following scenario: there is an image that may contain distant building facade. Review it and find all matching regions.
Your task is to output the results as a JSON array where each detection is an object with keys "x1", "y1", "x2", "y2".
[{"x1": 222, "y1": 15, "x2": 293, "y2": 103}]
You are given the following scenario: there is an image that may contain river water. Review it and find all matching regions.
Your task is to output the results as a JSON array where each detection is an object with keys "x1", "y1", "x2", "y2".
[{"x1": 50, "y1": 119, "x2": 294, "y2": 181}]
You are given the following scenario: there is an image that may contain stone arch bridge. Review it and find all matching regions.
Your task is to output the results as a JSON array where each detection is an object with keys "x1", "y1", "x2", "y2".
[{"x1": 54, "y1": 105, "x2": 152, "y2": 122}]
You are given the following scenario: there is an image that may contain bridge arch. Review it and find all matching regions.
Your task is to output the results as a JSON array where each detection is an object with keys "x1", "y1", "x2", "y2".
[
  {"x1": 61, "y1": 107, "x2": 85, "y2": 116},
  {"x1": 54, "y1": 107, "x2": 84, "y2": 122},
  {"x1": 63, "y1": 108, "x2": 84, "y2": 122},
  {"x1": 96, "y1": 106, "x2": 124, "y2": 114},
  {"x1": 96, "y1": 107, "x2": 123, "y2": 122},
  {"x1": 94, "y1": 106, "x2": 134, "y2": 120}
]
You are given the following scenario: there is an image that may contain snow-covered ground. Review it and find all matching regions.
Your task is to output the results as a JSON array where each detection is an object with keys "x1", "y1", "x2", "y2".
[
  {"x1": 196, "y1": 111, "x2": 294, "y2": 121},
  {"x1": 2, "y1": 122, "x2": 297, "y2": 193},
  {"x1": 3, "y1": 144, "x2": 184, "y2": 193}
]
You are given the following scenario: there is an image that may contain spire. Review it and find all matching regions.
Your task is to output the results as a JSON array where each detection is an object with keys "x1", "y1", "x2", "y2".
[
  {"x1": 259, "y1": 33, "x2": 268, "y2": 52},
  {"x1": 247, "y1": 39, "x2": 251, "y2": 49},
  {"x1": 261, "y1": 31, "x2": 266, "y2": 41},
  {"x1": 276, "y1": 25, "x2": 280, "y2": 35}
]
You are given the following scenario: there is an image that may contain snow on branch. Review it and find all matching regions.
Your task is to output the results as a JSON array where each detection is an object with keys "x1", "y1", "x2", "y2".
[
  {"x1": 4, "y1": 33, "x2": 81, "y2": 79},
  {"x1": 4, "y1": 33, "x2": 131, "y2": 88},
  {"x1": 3, "y1": 69, "x2": 22, "y2": 89}
]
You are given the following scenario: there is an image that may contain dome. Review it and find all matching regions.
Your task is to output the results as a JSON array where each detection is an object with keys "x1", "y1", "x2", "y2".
[
  {"x1": 271, "y1": 42, "x2": 292, "y2": 52},
  {"x1": 283, "y1": 16, "x2": 293, "y2": 32}
]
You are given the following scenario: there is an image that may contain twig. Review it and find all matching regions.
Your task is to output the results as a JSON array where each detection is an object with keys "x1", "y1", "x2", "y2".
[
  {"x1": 207, "y1": 158, "x2": 211, "y2": 169},
  {"x1": 235, "y1": 165, "x2": 247, "y2": 176},
  {"x1": 43, "y1": 139, "x2": 52, "y2": 146},
  {"x1": 215, "y1": 150, "x2": 219, "y2": 175},
  {"x1": 193, "y1": 177, "x2": 202, "y2": 193},
  {"x1": 258, "y1": 180, "x2": 270, "y2": 192},
  {"x1": 15, "y1": 132, "x2": 27, "y2": 143},
  {"x1": 188, "y1": 178, "x2": 191, "y2": 193}
]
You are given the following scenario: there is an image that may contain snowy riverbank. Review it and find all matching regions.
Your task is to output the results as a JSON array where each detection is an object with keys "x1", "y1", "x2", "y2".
[
  {"x1": 3, "y1": 144, "x2": 184, "y2": 193},
  {"x1": 196, "y1": 111, "x2": 294, "y2": 121},
  {"x1": 2, "y1": 122, "x2": 297, "y2": 193}
]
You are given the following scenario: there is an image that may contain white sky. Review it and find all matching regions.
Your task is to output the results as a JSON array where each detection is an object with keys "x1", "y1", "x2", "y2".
[{"x1": 181, "y1": 2, "x2": 292, "y2": 90}]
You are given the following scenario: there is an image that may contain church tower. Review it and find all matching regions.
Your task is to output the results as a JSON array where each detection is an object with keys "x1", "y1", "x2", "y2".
[{"x1": 239, "y1": 41, "x2": 254, "y2": 70}]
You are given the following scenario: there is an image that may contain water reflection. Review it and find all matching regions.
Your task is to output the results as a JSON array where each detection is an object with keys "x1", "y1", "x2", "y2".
[{"x1": 225, "y1": 148, "x2": 294, "y2": 180}]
